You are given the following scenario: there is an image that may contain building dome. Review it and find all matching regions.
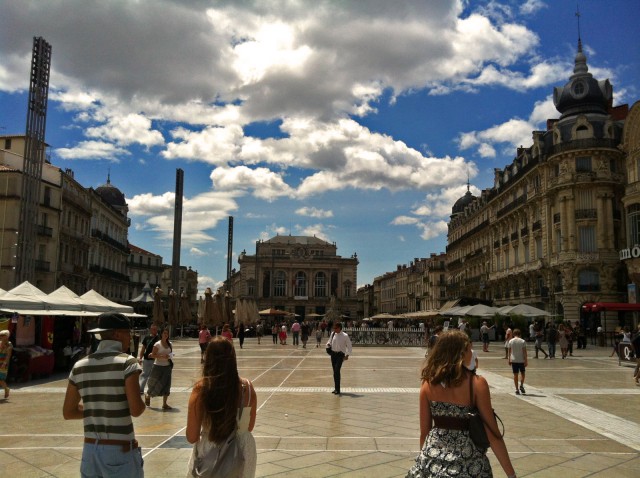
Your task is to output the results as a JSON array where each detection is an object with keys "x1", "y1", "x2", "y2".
[
  {"x1": 96, "y1": 174, "x2": 127, "y2": 207},
  {"x1": 451, "y1": 184, "x2": 475, "y2": 216},
  {"x1": 553, "y1": 40, "x2": 612, "y2": 119}
]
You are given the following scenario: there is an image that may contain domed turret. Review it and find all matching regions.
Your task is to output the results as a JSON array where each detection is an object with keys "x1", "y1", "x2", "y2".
[
  {"x1": 553, "y1": 39, "x2": 612, "y2": 119},
  {"x1": 451, "y1": 181, "x2": 475, "y2": 218},
  {"x1": 96, "y1": 173, "x2": 127, "y2": 208}
]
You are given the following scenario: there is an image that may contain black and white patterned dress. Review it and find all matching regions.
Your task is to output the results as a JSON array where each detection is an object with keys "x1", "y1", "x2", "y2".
[{"x1": 407, "y1": 401, "x2": 492, "y2": 478}]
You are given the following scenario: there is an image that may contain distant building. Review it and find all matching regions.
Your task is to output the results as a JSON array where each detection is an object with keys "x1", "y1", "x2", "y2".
[
  {"x1": 128, "y1": 243, "x2": 163, "y2": 298},
  {"x1": 87, "y1": 175, "x2": 131, "y2": 302},
  {"x1": 160, "y1": 264, "x2": 198, "y2": 320},
  {"x1": 230, "y1": 234, "x2": 359, "y2": 319},
  {"x1": 0, "y1": 135, "x2": 61, "y2": 292}
]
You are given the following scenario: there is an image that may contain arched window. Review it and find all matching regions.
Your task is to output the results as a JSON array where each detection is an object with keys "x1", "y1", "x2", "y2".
[
  {"x1": 578, "y1": 269, "x2": 600, "y2": 292},
  {"x1": 274, "y1": 271, "x2": 286, "y2": 297},
  {"x1": 314, "y1": 272, "x2": 327, "y2": 297},
  {"x1": 294, "y1": 271, "x2": 307, "y2": 297},
  {"x1": 262, "y1": 271, "x2": 271, "y2": 298},
  {"x1": 627, "y1": 203, "x2": 640, "y2": 247}
]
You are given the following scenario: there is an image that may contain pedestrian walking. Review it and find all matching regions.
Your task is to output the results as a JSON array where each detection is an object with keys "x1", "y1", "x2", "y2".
[
  {"x1": 326, "y1": 322, "x2": 352, "y2": 396},
  {"x1": 503, "y1": 323, "x2": 513, "y2": 359},
  {"x1": 301, "y1": 321, "x2": 309, "y2": 348},
  {"x1": 145, "y1": 328, "x2": 174, "y2": 410},
  {"x1": 534, "y1": 325, "x2": 548, "y2": 359},
  {"x1": 508, "y1": 329, "x2": 528, "y2": 395},
  {"x1": 63, "y1": 312, "x2": 146, "y2": 477},
  {"x1": 315, "y1": 327, "x2": 322, "y2": 347},
  {"x1": 0, "y1": 329, "x2": 13, "y2": 399},
  {"x1": 291, "y1": 320, "x2": 301, "y2": 346},
  {"x1": 480, "y1": 321, "x2": 494, "y2": 352},
  {"x1": 631, "y1": 324, "x2": 640, "y2": 385},
  {"x1": 547, "y1": 323, "x2": 558, "y2": 359},
  {"x1": 221, "y1": 323, "x2": 233, "y2": 342},
  {"x1": 138, "y1": 323, "x2": 160, "y2": 393},
  {"x1": 197, "y1": 323, "x2": 211, "y2": 363},
  {"x1": 271, "y1": 324, "x2": 278, "y2": 344},
  {"x1": 406, "y1": 330, "x2": 516, "y2": 478},
  {"x1": 256, "y1": 323, "x2": 264, "y2": 345},
  {"x1": 279, "y1": 324, "x2": 288, "y2": 345},
  {"x1": 238, "y1": 322, "x2": 246, "y2": 349}
]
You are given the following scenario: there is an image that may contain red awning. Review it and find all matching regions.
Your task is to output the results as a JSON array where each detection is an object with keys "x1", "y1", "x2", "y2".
[{"x1": 582, "y1": 302, "x2": 640, "y2": 313}]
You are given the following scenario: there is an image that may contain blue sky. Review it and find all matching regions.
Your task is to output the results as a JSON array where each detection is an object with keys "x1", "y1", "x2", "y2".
[{"x1": 1, "y1": 0, "x2": 638, "y2": 295}]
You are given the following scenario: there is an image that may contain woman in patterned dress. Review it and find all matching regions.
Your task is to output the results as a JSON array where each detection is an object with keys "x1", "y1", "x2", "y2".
[{"x1": 407, "y1": 330, "x2": 516, "y2": 478}]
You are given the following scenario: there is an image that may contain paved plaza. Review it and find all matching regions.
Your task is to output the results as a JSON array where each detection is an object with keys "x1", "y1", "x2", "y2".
[{"x1": 1, "y1": 337, "x2": 640, "y2": 477}]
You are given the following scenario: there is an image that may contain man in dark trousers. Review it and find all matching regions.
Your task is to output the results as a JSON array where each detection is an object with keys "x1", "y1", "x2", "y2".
[
  {"x1": 63, "y1": 312, "x2": 146, "y2": 477},
  {"x1": 326, "y1": 322, "x2": 352, "y2": 396},
  {"x1": 138, "y1": 323, "x2": 160, "y2": 395}
]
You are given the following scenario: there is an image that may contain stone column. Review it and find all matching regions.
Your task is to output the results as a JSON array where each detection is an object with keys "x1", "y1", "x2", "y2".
[
  {"x1": 561, "y1": 196, "x2": 569, "y2": 253},
  {"x1": 596, "y1": 193, "x2": 606, "y2": 249},
  {"x1": 567, "y1": 194, "x2": 576, "y2": 251}
]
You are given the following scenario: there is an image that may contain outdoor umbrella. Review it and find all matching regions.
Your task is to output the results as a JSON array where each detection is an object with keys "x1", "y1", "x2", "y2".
[
  {"x1": 213, "y1": 291, "x2": 225, "y2": 327},
  {"x1": 234, "y1": 298, "x2": 246, "y2": 327},
  {"x1": 258, "y1": 308, "x2": 289, "y2": 316},
  {"x1": 180, "y1": 290, "x2": 192, "y2": 324},
  {"x1": 203, "y1": 287, "x2": 214, "y2": 326},
  {"x1": 152, "y1": 287, "x2": 165, "y2": 325},
  {"x1": 167, "y1": 289, "x2": 179, "y2": 326},
  {"x1": 246, "y1": 299, "x2": 261, "y2": 325},
  {"x1": 197, "y1": 296, "x2": 205, "y2": 322},
  {"x1": 463, "y1": 304, "x2": 499, "y2": 317},
  {"x1": 498, "y1": 304, "x2": 551, "y2": 317}
]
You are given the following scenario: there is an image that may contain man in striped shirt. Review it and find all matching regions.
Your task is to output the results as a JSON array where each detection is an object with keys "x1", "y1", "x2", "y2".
[{"x1": 63, "y1": 312, "x2": 146, "y2": 477}]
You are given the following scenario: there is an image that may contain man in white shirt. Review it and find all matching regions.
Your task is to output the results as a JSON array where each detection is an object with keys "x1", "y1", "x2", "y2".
[
  {"x1": 508, "y1": 328, "x2": 528, "y2": 395},
  {"x1": 327, "y1": 322, "x2": 353, "y2": 396}
]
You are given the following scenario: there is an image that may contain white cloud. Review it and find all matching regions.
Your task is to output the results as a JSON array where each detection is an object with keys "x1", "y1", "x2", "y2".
[
  {"x1": 210, "y1": 166, "x2": 294, "y2": 201},
  {"x1": 55, "y1": 140, "x2": 129, "y2": 161},
  {"x1": 520, "y1": 0, "x2": 547, "y2": 15},
  {"x1": 391, "y1": 216, "x2": 419, "y2": 226},
  {"x1": 190, "y1": 247, "x2": 207, "y2": 257},
  {"x1": 295, "y1": 207, "x2": 333, "y2": 218},
  {"x1": 127, "y1": 190, "x2": 239, "y2": 246},
  {"x1": 86, "y1": 113, "x2": 164, "y2": 148},
  {"x1": 295, "y1": 223, "x2": 333, "y2": 241}
]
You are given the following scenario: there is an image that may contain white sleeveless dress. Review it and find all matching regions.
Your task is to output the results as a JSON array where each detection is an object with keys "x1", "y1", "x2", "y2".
[{"x1": 187, "y1": 379, "x2": 257, "y2": 477}]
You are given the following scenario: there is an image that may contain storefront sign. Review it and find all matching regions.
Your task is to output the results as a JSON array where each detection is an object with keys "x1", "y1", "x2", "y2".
[{"x1": 620, "y1": 246, "x2": 640, "y2": 260}]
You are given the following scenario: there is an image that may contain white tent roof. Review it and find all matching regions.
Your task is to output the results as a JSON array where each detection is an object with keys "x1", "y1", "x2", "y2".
[{"x1": 80, "y1": 290, "x2": 133, "y2": 313}]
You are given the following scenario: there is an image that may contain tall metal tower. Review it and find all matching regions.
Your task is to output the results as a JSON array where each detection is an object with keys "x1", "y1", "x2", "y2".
[
  {"x1": 15, "y1": 37, "x2": 52, "y2": 285},
  {"x1": 171, "y1": 168, "x2": 184, "y2": 292}
]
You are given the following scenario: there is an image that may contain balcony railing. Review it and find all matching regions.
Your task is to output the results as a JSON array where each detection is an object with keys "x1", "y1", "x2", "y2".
[
  {"x1": 550, "y1": 138, "x2": 618, "y2": 156},
  {"x1": 575, "y1": 208, "x2": 597, "y2": 220},
  {"x1": 37, "y1": 225, "x2": 53, "y2": 237}
]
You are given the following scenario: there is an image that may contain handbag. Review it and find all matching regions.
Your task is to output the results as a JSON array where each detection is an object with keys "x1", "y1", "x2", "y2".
[
  {"x1": 326, "y1": 332, "x2": 334, "y2": 355},
  {"x1": 190, "y1": 380, "x2": 247, "y2": 478},
  {"x1": 467, "y1": 373, "x2": 504, "y2": 451}
]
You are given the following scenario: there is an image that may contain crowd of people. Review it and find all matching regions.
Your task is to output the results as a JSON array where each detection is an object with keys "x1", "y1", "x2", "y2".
[{"x1": 48, "y1": 309, "x2": 640, "y2": 477}]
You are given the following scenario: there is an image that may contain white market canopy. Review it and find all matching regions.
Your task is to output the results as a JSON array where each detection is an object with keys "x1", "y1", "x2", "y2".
[{"x1": 0, "y1": 281, "x2": 134, "y2": 316}]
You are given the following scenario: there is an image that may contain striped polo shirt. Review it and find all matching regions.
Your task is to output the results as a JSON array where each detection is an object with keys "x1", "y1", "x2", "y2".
[{"x1": 69, "y1": 340, "x2": 141, "y2": 441}]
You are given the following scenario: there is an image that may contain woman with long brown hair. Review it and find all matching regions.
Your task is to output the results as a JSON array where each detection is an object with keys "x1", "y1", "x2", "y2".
[
  {"x1": 186, "y1": 336, "x2": 257, "y2": 477},
  {"x1": 407, "y1": 330, "x2": 516, "y2": 478}
]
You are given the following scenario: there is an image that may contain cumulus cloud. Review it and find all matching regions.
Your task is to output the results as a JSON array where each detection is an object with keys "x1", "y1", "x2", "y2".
[
  {"x1": 86, "y1": 113, "x2": 165, "y2": 148},
  {"x1": 55, "y1": 140, "x2": 130, "y2": 161},
  {"x1": 520, "y1": 0, "x2": 547, "y2": 15},
  {"x1": 457, "y1": 95, "x2": 557, "y2": 157},
  {"x1": 210, "y1": 166, "x2": 294, "y2": 201},
  {"x1": 190, "y1": 247, "x2": 207, "y2": 257},
  {"x1": 127, "y1": 190, "x2": 239, "y2": 246},
  {"x1": 296, "y1": 207, "x2": 334, "y2": 218}
]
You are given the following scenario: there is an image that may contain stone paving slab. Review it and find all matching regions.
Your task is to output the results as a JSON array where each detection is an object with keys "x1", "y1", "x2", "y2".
[{"x1": 1, "y1": 338, "x2": 639, "y2": 476}]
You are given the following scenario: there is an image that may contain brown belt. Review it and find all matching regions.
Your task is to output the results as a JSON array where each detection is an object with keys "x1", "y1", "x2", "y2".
[
  {"x1": 433, "y1": 416, "x2": 470, "y2": 431},
  {"x1": 84, "y1": 437, "x2": 139, "y2": 453}
]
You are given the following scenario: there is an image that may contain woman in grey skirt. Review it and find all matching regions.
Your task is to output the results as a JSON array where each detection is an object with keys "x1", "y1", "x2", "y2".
[{"x1": 145, "y1": 328, "x2": 173, "y2": 410}]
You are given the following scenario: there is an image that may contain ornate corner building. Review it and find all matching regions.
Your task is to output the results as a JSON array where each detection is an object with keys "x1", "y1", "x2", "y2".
[{"x1": 447, "y1": 40, "x2": 633, "y2": 324}]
